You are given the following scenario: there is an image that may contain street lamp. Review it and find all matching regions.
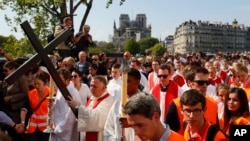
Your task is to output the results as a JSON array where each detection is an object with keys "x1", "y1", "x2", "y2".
[{"x1": 232, "y1": 19, "x2": 238, "y2": 53}]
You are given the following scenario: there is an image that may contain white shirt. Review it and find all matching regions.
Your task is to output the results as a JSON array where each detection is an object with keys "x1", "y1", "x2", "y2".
[
  {"x1": 103, "y1": 100, "x2": 141, "y2": 141},
  {"x1": 78, "y1": 91, "x2": 115, "y2": 141},
  {"x1": 139, "y1": 71, "x2": 150, "y2": 93},
  {"x1": 78, "y1": 83, "x2": 91, "y2": 105},
  {"x1": 107, "y1": 77, "x2": 122, "y2": 101},
  {"x1": 49, "y1": 82, "x2": 79, "y2": 141}
]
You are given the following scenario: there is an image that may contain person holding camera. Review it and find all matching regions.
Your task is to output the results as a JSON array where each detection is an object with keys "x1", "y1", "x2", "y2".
[
  {"x1": 74, "y1": 24, "x2": 93, "y2": 58},
  {"x1": 54, "y1": 17, "x2": 74, "y2": 59}
]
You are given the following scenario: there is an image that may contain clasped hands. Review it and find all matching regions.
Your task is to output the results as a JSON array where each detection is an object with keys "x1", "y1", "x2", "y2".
[{"x1": 15, "y1": 123, "x2": 25, "y2": 134}]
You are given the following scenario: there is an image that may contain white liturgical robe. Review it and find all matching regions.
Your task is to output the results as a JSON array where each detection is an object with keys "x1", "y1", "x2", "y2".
[{"x1": 78, "y1": 90, "x2": 115, "y2": 141}]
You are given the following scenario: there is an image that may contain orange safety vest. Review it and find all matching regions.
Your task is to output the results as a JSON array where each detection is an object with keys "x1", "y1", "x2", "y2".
[
  {"x1": 151, "y1": 81, "x2": 178, "y2": 119},
  {"x1": 170, "y1": 96, "x2": 218, "y2": 135},
  {"x1": 219, "y1": 115, "x2": 250, "y2": 135},
  {"x1": 172, "y1": 98, "x2": 185, "y2": 135},
  {"x1": 243, "y1": 82, "x2": 250, "y2": 101},
  {"x1": 167, "y1": 130, "x2": 185, "y2": 141},
  {"x1": 27, "y1": 87, "x2": 50, "y2": 134},
  {"x1": 205, "y1": 96, "x2": 218, "y2": 125},
  {"x1": 184, "y1": 121, "x2": 228, "y2": 141}
]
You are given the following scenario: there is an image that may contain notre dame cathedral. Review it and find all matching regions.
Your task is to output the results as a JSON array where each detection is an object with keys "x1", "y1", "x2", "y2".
[{"x1": 112, "y1": 14, "x2": 152, "y2": 51}]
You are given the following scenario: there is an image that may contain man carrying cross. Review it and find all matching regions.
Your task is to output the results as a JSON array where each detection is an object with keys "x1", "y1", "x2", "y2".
[{"x1": 49, "y1": 68, "x2": 80, "y2": 141}]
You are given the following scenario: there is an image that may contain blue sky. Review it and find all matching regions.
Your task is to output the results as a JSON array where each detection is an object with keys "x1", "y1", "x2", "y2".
[{"x1": 1, "y1": 0, "x2": 250, "y2": 42}]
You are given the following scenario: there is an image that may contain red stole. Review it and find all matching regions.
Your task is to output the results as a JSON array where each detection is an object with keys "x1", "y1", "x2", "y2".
[
  {"x1": 209, "y1": 76, "x2": 222, "y2": 86},
  {"x1": 148, "y1": 72, "x2": 155, "y2": 90},
  {"x1": 219, "y1": 70, "x2": 227, "y2": 81},
  {"x1": 173, "y1": 74, "x2": 185, "y2": 87},
  {"x1": 85, "y1": 93, "x2": 110, "y2": 141},
  {"x1": 151, "y1": 81, "x2": 178, "y2": 118}
]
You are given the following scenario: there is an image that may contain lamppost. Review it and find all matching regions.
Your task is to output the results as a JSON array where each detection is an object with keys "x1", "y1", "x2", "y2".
[{"x1": 232, "y1": 19, "x2": 238, "y2": 53}]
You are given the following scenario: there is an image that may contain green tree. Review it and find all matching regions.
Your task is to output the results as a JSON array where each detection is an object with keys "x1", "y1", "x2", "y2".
[
  {"x1": 98, "y1": 41, "x2": 116, "y2": 53},
  {"x1": 0, "y1": 35, "x2": 8, "y2": 47},
  {"x1": 151, "y1": 43, "x2": 166, "y2": 56},
  {"x1": 89, "y1": 47, "x2": 103, "y2": 56},
  {"x1": 124, "y1": 39, "x2": 140, "y2": 55},
  {"x1": 0, "y1": 0, "x2": 94, "y2": 43},
  {"x1": 3, "y1": 35, "x2": 34, "y2": 58},
  {"x1": 138, "y1": 37, "x2": 159, "y2": 55}
]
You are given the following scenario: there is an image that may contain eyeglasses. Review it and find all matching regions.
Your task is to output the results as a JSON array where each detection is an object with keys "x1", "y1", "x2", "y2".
[
  {"x1": 71, "y1": 75, "x2": 78, "y2": 78},
  {"x1": 92, "y1": 59, "x2": 97, "y2": 61},
  {"x1": 157, "y1": 74, "x2": 168, "y2": 78},
  {"x1": 192, "y1": 80, "x2": 210, "y2": 86},
  {"x1": 182, "y1": 108, "x2": 203, "y2": 116}
]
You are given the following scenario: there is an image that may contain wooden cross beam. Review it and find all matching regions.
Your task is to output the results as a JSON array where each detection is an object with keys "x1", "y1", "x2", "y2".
[{"x1": 5, "y1": 21, "x2": 77, "y2": 117}]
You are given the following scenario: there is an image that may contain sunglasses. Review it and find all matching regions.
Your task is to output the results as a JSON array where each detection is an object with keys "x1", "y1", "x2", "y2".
[
  {"x1": 71, "y1": 75, "x2": 78, "y2": 78},
  {"x1": 192, "y1": 80, "x2": 210, "y2": 86},
  {"x1": 157, "y1": 74, "x2": 168, "y2": 78}
]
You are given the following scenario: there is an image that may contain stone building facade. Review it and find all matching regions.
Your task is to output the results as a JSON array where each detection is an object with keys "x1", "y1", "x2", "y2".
[
  {"x1": 113, "y1": 14, "x2": 151, "y2": 51},
  {"x1": 173, "y1": 20, "x2": 250, "y2": 54}
]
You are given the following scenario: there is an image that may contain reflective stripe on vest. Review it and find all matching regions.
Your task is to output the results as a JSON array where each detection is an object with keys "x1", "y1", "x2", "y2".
[
  {"x1": 31, "y1": 113, "x2": 47, "y2": 119},
  {"x1": 29, "y1": 121, "x2": 48, "y2": 127},
  {"x1": 27, "y1": 87, "x2": 50, "y2": 133}
]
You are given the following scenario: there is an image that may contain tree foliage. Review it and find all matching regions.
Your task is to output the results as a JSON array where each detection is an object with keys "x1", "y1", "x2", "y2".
[
  {"x1": 151, "y1": 43, "x2": 166, "y2": 56},
  {"x1": 138, "y1": 37, "x2": 159, "y2": 55},
  {"x1": 0, "y1": 35, "x2": 8, "y2": 47},
  {"x1": 0, "y1": 0, "x2": 93, "y2": 44},
  {"x1": 124, "y1": 39, "x2": 140, "y2": 55},
  {"x1": 97, "y1": 41, "x2": 116, "y2": 53},
  {"x1": 3, "y1": 35, "x2": 35, "y2": 58},
  {"x1": 106, "y1": 0, "x2": 126, "y2": 8}
]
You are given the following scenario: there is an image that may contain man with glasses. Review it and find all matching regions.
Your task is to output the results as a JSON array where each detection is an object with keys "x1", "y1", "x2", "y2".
[
  {"x1": 180, "y1": 89, "x2": 227, "y2": 141},
  {"x1": 165, "y1": 67, "x2": 218, "y2": 135},
  {"x1": 148, "y1": 58, "x2": 161, "y2": 91},
  {"x1": 151, "y1": 64, "x2": 183, "y2": 124}
]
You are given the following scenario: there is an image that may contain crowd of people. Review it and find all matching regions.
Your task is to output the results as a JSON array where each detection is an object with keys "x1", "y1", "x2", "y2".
[{"x1": 1, "y1": 16, "x2": 250, "y2": 141}]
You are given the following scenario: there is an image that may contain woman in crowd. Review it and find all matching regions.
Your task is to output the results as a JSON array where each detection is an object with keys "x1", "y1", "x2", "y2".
[
  {"x1": 220, "y1": 87, "x2": 250, "y2": 135},
  {"x1": 216, "y1": 83, "x2": 230, "y2": 119},
  {"x1": 71, "y1": 69, "x2": 90, "y2": 105},
  {"x1": 26, "y1": 72, "x2": 51, "y2": 141}
]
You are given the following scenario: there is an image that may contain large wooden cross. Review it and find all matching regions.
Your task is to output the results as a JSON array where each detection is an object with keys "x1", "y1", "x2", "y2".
[{"x1": 4, "y1": 21, "x2": 77, "y2": 117}]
